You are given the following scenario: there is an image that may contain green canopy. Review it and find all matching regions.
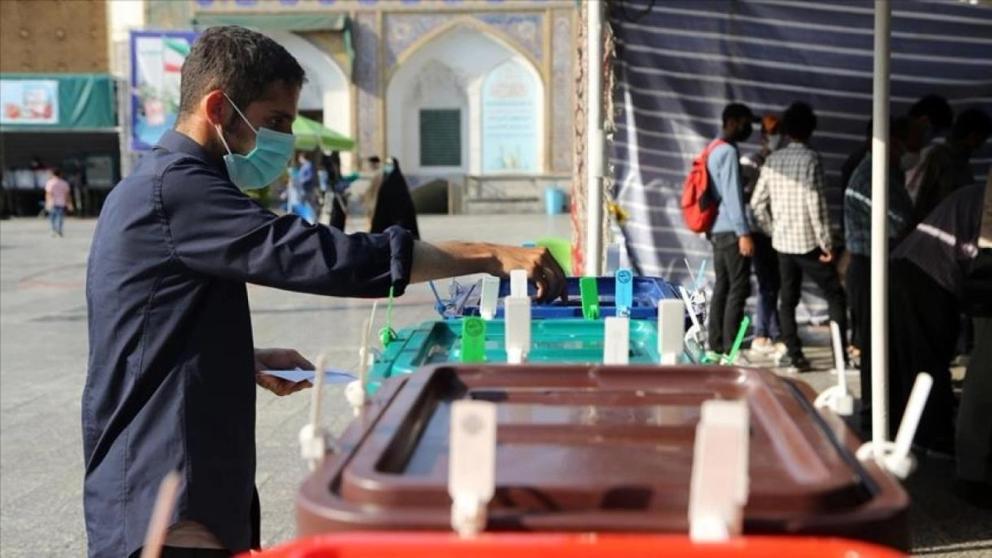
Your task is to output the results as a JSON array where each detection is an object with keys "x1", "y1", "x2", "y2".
[
  {"x1": 0, "y1": 73, "x2": 116, "y2": 131},
  {"x1": 193, "y1": 12, "x2": 348, "y2": 32},
  {"x1": 292, "y1": 115, "x2": 354, "y2": 151}
]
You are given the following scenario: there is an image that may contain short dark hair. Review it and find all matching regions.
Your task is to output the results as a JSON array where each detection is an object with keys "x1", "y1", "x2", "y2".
[
  {"x1": 52, "y1": 168, "x2": 63, "y2": 178},
  {"x1": 950, "y1": 107, "x2": 992, "y2": 142},
  {"x1": 178, "y1": 26, "x2": 305, "y2": 119},
  {"x1": 908, "y1": 94, "x2": 954, "y2": 131},
  {"x1": 722, "y1": 103, "x2": 754, "y2": 126},
  {"x1": 782, "y1": 101, "x2": 817, "y2": 141}
]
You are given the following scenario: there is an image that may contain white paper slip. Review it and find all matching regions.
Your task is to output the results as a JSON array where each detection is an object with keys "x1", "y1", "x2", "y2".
[{"x1": 263, "y1": 368, "x2": 358, "y2": 384}]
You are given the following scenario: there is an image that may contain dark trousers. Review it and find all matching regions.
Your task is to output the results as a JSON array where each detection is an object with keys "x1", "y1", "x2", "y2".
[
  {"x1": 752, "y1": 232, "x2": 781, "y2": 339},
  {"x1": 129, "y1": 488, "x2": 259, "y2": 558},
  {"x1": 779, "y1": 249, "x2": 848, "y2": 358},
  {"x1": 709, "y1": 232, "x2": 752, "y2": 353},
  {"x1": 888, "y1": 259, "x2": 958, "y2": 450},
  {"x1": 847, "y1": 254, "x2": 872, "y2": 419}
]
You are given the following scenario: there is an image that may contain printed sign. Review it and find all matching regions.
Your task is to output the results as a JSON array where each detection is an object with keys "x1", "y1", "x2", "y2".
[
  {"x1": 481, "y1": 59, "x2": 539, "y2": 173},
  {"x1": 0, "y1": 80, "x2": 59, "y2": 125},
  {"x1": 131, "y1": 31, "x2": 198, "y2": 150}
]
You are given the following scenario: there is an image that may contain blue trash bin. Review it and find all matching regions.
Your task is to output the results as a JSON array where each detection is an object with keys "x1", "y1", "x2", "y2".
[{"x1": 544, "y1": 186, "x2": 566, "y2": 215}]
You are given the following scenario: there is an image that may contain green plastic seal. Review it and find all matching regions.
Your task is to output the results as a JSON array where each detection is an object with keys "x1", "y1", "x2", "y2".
[{"x1": 460, "y1": 317, "x2": 486, "y2": 363}]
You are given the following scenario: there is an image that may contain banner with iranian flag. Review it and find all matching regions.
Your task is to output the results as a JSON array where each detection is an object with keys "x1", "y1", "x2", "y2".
[{"x1": 130, "y1": 31, "x2": 198, "y2": 150}]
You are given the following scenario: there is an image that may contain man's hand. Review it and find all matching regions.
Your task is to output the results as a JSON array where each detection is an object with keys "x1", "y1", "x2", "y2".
[
  {"x1": 411, "y1": 241, "x2": 567, "y2": 302},
  {"x1": 254, "y1": 348, "x2": 313, "y2": 396},
  {"x1": 491, "y1": 246, "x2": 567, "y2": 302},
  {"x1": 818, "y1": 249, "x2": 834, "y2": 264},
  {"x1": 738, "y1": 234, "x2": 754, "y2": 257}
]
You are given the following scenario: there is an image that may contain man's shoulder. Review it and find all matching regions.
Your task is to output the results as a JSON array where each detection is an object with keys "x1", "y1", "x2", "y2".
[
  {"x1": 102, "y1": 150, "x2": 211, "y2": 210},
  {"x1": 773, "y1": 144, "x2": 818, "y2": 164},
  {"x1": 710, "y1": 141, "x2": 736, "y2": 155},
  {"x1": 707, "y1": 142, "x2": 737, "y2": 166},
  {"x1": 923, "y1": 142, "x2": 955, "y2": 166}
]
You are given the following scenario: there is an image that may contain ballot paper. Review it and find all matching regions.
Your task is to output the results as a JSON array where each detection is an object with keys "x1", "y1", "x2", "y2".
[{"x1": 262, "y1": 368, "x2": 357, "y2": 384}]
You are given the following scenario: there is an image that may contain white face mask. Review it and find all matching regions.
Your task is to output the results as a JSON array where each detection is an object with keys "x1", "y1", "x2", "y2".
[{"x1": 766, "y1": 134, "x2": 782, "y2": 151}]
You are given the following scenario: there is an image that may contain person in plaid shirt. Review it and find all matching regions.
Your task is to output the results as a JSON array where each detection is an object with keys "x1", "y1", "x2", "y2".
[{"x1": 750, "y1": 102, "x2": 847, "y2": 372}]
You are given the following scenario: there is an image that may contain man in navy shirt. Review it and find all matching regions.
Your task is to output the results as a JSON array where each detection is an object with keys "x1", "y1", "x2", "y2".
[
  {"x1": 83, "y1": 26, "x2": 564, "y2": 558},
  {"x1": 706, "y1": 103, "x2": 756, "y2": 356}
]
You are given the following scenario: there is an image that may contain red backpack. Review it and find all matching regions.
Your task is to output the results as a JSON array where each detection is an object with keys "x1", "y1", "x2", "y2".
[{"x1": 681, "y1": 139, "x2": 726, "y2": 233}]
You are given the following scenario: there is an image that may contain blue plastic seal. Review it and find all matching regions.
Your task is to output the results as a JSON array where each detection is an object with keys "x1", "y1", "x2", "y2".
[{"x1": 615, "y1": 268, "x2": 633, "y2": 317}]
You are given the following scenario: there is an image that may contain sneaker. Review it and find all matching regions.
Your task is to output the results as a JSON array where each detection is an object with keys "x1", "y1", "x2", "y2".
[
  {"x1": 778, "y1": 353, "x2": 813, "y2": 372},
  {"x1": 751, "y1": 337, "x2": 775, "y2": 353},
  {"x1": 701, "y1": 351, "x2": 722, "y2": 364}
]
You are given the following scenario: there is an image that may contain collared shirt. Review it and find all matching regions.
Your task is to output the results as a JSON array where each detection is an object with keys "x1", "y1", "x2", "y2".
[
  {"x1": 707, "y1": 141, "x2": 750, "y2": 236},
  {"x1": 893, "y1": 182, "x2": 984, "y2": 299},
  {"x1": 82, "y1": 130, "x2": 414, "y2": 557},
  {"x1": 750, "y1": 142, "x2": 832, "y2": 255},
  {"x1": 843, "y1": 154, "x2": 914, "y2": 256}
]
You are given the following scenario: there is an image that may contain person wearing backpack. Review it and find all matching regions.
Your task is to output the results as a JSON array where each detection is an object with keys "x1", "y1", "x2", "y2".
[{"x1": 697, "y1": 103, "x2": 756, "y2": 356}]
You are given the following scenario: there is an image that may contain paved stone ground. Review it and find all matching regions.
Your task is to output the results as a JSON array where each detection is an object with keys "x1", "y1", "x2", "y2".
[{"x1": 1, "y1": 214, "x2": 989, "y2": 556}]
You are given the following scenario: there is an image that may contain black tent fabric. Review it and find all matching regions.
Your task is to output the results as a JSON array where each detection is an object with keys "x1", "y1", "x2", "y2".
[{"x1": 610, "y1": 0, "x2": 992, "y2": 319}]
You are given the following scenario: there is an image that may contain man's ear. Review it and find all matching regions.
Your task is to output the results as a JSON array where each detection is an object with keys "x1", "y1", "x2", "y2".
[{"x1": 202, "y1": 90, "x2": 228, "y2": 127}]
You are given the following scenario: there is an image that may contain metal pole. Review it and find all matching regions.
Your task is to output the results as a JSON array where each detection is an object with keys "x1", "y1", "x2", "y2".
[
  {"x1": 585, "y1": 0, "x2": 605, "y2": 276},
  {"x1": 870, "y1": 0, "x2": 891, "y2": 457}
]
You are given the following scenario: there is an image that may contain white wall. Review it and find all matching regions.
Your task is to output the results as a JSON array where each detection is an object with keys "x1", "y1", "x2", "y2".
[
  {"x1": 108, "y1": 0, "x2": 146, "y2": 77},
  {"x1": 391, "y1": 59, "x2": 468, "y2": 174},
  {"x1": 265, "y1": 31, "x2": 353, "y2": 171},
  {"x1": 386, "y1": 26, "x2": 545, "y2": 177}
]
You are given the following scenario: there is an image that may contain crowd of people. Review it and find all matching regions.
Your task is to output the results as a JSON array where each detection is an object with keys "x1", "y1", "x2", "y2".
[{"x1": 697, "y1": 96, "x2": 991, "y2": 502}]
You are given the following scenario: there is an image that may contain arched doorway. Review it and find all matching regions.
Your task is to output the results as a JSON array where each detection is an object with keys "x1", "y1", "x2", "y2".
[
  {"x1": 386, "y1": 24, "x2": 545, "y2": 179},
  {"x1": 263, "y1": 30, "x2": 352, "y2": 169}
]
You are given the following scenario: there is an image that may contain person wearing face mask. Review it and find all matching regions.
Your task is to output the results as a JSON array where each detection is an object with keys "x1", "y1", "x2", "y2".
[
  {"x1": 82, "y1": 26, "x2": 565, "y2": 558},
  {"x1": 741, "y1": 113, "x2": 783, "y2": 353},
  {"x1": 751, "y1": 101, "x2": 845, "y2": 373},
  {"x1": 704, "y1": 103, "x2": 756, "y2": 358}
]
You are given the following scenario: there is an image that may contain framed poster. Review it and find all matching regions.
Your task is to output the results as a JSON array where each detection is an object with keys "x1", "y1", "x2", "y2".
[
  {"x1": 130, "y1": 30, "x2": 198, "y2": 150},
  {"x1": 0, "y1": 79, "x2": 59, "y2": 125},
  {"x1": 481, "y1": 59, "x2": 539, "y2": 173}
]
